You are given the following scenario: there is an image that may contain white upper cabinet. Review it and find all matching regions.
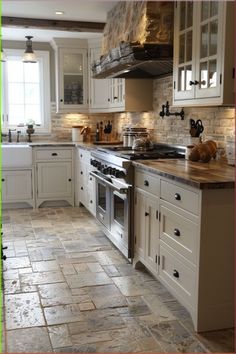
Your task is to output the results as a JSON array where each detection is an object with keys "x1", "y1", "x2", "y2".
[
  {"x1": 52, "y1": 38, "x2": 88, "y2": 113},
  {"x1": 173, "y1": 1, "x2": 234, "y2": 106}
]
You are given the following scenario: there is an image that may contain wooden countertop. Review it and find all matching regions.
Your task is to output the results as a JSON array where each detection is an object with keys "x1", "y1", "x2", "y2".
[{"x1": 133, "y1": 159, "x2": 235, "y2": 189}]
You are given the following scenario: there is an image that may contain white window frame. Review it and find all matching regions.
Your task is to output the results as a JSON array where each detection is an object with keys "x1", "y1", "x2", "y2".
[{"x1": 2, "y1": 49, "x2": 51, "y2": 134}]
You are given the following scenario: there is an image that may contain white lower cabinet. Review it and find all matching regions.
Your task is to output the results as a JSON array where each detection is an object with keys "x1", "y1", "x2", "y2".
[
  {"x1": 75, "y1": 147, "x2": 96, "y2": 216},
  {"x1": 34, "y1": 147, "x2": 74, "y2": 207},
  {"x1": 134, "y1": 166, "x2": 234, "y2": 332},
  {"x1": 2, "y1": 169, "x2": 34, "y2": 207},
  {"x1": 134, "y1": 170, "x2": 160, "y2": 275}
]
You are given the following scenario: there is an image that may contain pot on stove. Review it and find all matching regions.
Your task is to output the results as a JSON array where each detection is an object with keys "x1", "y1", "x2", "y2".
[{"x1": 132, "y1": 135, "x2": 153, "y2": 151}]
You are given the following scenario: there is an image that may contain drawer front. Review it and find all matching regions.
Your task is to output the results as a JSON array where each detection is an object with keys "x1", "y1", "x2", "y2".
[
  {"x1": 36, "y1": 149, "x2": 72, "y2": 161},
  {"x1": 77, "y1": 149, "x2": 91, "y2": 163},
  {"x1": 160, "y1": 205, "x2": 198, "y2": 264},
  {"x1": 160, "y1": 180, "x2": 199, "y2": 215},
  {"x1": 159, "y1": 244, "x2": 196, "y2": 308},
  {"x1": 135, "y1": 170, "x2": 160, "y2": 196}
]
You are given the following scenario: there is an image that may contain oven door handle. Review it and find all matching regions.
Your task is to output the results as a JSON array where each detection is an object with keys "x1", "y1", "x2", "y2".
[{"x1": 90, "y1": 171, "x2": 131, "y2": 194}]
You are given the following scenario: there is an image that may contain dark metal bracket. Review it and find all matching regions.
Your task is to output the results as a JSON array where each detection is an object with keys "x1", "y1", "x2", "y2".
[{"x1": 159, "y1": 101, "x2": 184, "y2": 120}]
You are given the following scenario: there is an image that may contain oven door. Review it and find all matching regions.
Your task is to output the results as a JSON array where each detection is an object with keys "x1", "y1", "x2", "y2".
[
  {"x1": 111, "y1": 188, "x2": 130, "y2": 253},
  {"x1": 95, "y1": 174, "x2": 111, "y2": 229}
]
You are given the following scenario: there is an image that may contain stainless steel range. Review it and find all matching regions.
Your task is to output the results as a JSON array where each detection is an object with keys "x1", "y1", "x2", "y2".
[
  {"x1": 90, "y1": 144, "x2": 185, "y2": 260},
  {"x1": 90, "y1": 150, "x2": 134, "y2": 259}
]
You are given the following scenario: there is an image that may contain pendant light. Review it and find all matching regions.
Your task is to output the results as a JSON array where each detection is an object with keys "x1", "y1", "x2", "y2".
[{"x1": 22, "y1": 36, "x2": 37, "y2": 63}]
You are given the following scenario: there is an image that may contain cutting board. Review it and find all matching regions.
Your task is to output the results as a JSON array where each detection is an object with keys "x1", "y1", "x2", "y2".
[{"x1": 93, "y1": 141, "x2": 123, "y2": 145}]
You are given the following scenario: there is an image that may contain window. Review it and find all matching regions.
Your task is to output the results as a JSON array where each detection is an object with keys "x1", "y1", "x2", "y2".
[{"x1": 2, "y1": 49, "x2": 51, "y2": 133}]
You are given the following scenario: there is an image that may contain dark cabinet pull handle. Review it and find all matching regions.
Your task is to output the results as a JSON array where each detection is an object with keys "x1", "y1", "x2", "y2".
[
  {"x1": 189, "y1": 80, "x2": 199, "y2": 86},
  {"x1": 68, "y1": 178, "x2": 71, "y2": 182},
  {"x1": 174, "y1": 193, "x2": 181, "y2": 201},
  {"x1": 81, "y1": 187, "x2": 83, "y2": 190},
  {"x1": 51, "y1": 153, "x2": 58, "y2": 156},
  {"x1": 90, "y1": 177, "x2": 92, "y2": 181},
  {"x1": 174, "y1": 228, "x2": 180, "y2": 237},
  {"x1": 144, "y1": 180, "x2": 149, "y2": 187},
  {"x1": 108, "y1": 98, "x2": 110, "y2": 102},
  {"x1": 145, "y1": 212, "x2": 149, "y2": 216},
  {"x1": 173, "y1": 269, "x2": 179, "y2": 278},
  {"x1": 113, "y1": 96, "x2": 118, "y2": 100},
  {"x1": 2, "y1": 178, "x2": 5, "y2": 182}
]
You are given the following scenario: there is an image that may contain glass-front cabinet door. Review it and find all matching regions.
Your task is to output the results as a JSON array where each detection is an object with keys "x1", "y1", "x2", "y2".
[
  {"x1": 58, "y1": 48, "x2": 88, "y2": 111},
  {"x1": 173, "y1": 1, "x2": 232, "y2": 106},
  {"x1": 195, "y1": 1, "x2": 223, "y2": 99},
  {"x1": 173, "y1": 1, "x2": 195, "y2": 100}
]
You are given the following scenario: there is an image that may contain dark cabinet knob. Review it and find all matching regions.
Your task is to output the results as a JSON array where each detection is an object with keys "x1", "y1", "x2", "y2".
[
  {"x1": 145, "y1": 212, "x2": 149, "y2": 216},
  {"x1": 80, "y1": 171, "x2": 83, "y2": 175},
  {"x1": 144, "y1": 180, "x2": 149, "y2": 187},
  {"x1": 174, "y1": 228, "x2": 180, "y2": 237},
  {"x1": 2, "y1": 178, "x2": 5, "y2": 182},
  {"x1": 90, "y1": 177, "x2": 92, "y2": 181},
  {"x1": 68, "y1": 178, "x2": 71, "y2": 182},
  {"x1": 173, "y1": 269, "x2": 179, "y2": 278},
  {"x1": 174, "y1": 193, "x2": 181, "y2": 201},
  {"x1": 60, "y1": 99, "x2": 63, "y2": 102},
  {"x1": 108, "y1": 98, "x2": 110, "y2": 102},
  {"x1": 90, "y1": 200, "x2": 93, "y2": 203},
  {"x1": 81, "y1": 187, "x2": 83, "y2": 190},
  {"x1": 51, "y1": 153, "x2": 58, "y2": 156},
  {"x1": 80, "y1": 154, "x2": 83, "y2": 158}
]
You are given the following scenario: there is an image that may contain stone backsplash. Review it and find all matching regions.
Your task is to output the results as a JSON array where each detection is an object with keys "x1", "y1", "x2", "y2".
[
  {"x1": 113, "y1": 75, "x2": 235, "y2": 151},
  {"x1": 26, "y1": 75, "x2": 234, "y2": 154}
]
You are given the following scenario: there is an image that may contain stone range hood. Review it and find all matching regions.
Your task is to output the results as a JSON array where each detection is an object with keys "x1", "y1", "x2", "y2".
[{"x1": 92, "y1": 1, "x2": 174, "y2": 79}]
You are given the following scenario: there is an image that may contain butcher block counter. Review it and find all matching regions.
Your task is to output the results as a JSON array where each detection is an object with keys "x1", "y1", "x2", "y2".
[{"x1": 132, "y1": 158, "x2": 235, "y2": 189}]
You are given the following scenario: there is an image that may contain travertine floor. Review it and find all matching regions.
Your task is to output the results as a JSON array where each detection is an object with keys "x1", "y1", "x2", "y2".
[{"x1": 1, "y1": 206, "x2": 234, "y2": 353}]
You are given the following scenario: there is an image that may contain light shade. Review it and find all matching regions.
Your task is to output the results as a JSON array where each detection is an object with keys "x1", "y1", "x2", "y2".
[{"x1": 22, "y1": 36, "x2": 37, "y2": 63}]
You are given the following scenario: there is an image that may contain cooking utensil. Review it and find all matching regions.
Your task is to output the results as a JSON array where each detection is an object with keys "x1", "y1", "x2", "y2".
[
  {"x1": 195, "y1": 119, "x2": 204, "y2": 136},
  {"x1": 189, "y1": 119, "x2": 197, "y2": 137}
]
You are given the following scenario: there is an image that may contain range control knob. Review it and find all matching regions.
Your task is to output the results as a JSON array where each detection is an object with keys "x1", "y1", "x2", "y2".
[{"x1": 115, "y1": 170, "x2": 126, "y2": 178}]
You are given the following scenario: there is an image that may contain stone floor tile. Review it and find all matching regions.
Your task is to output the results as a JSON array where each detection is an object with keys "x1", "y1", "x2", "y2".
[
  {"x1": 4, "y1": 279, "x2": 21, "y2": 294},
  {"x1": 32, "y1": 260, "x2": 60, "y2": 272},
  {"x1": 6, "y1": 327, "x2": 52, "y2": 352},
  {"x1": 112, "y1": 275, "x2": 153, "y2": 296},
  {"x1": 87, "y1": 284, "x2": 127, "y2": 309},
  {"x1": 44, "y1": 304, "x2": 84, "y2": 325},
  {"x1": 48, "y1": 324, "x2": 73, "y2": 349},
  {"x1": 73, "y1": 263, "x2": 90, "y2": 273},
  {"x1": 38, "y1": 282, "x2": 91, "y2": 307},
  {"x1": 4, "y1": 256, "x2": 31, "y2": 270},
  {"x1": 65, "y1": 271, "x2": 113, "y2": 288},
  {"x1": 102, "y1": 264, "x2": 121, "y2": 277},
  {"x1": 86, "y1": 262, "x2": 104, "y2": 273},
  {"x1": 83, "y1": 308, "x2": 126, "y2": 332},
  {"x1": 142, "y1": 294, "x2": 176, "y2": 321},
  {"x1": 7, "y1": 327, "x2": 52, "y2": 353},
  {"x1": 5, "y1": 292, "x2": 45, "y2": 330},
  {"x1": 20, "y1": 271, "x2": 64, "y2": 285},
  {"x1": 71, "y1": 330, "x2": 112, "y2": 345},
  {"x1": 79, "y1": 302, "x2": 95, "y2": 311}
]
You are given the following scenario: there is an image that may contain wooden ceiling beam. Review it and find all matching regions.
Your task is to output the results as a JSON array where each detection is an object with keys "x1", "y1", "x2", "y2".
[{"x1": 2, "y1": 16, "x2": 105, "y2": 33}]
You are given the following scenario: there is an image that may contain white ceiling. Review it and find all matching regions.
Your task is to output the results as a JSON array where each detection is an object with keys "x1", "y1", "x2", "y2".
[{"x1": 2, "y1": 0, "x2": 117, "y2": 42}]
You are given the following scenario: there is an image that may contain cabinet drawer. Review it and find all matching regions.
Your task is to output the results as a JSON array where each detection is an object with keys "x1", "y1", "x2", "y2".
[
  {"x1": 160, "y1": 205, "x2": 198, "y2": 264},
  {"x1": 159, "y1": 244, "x2": 196, "y2": 308},
  {"x1": 160, "y1": 180, "x2": 199, "y2": 215},
  {"x1": 135, "y1": 170, "x2": 159, "y2": 196},
  {"x1": 36, "y1": 149, "x2": 72, "y2": 161},
  {"x1": 77, "y1": 149, "x2": 91, "y2": 163}
]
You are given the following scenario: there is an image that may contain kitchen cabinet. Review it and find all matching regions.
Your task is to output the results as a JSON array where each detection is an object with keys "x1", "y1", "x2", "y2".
[
  {"x1": 133, "y1": 165, "x2": 234, "y2": 332},
  {"x1": 52, "y1": 38, "x2": 88, "y2": 113},
  {"x1": 2, "y1": 169, "x2": 34, "y2": 208},
  {"x1": 134, "y1": 169, "x2": 160, "y2": 275},
  {"x1": 173, "y1": 1, "x2": 234, "y2": 106},
  {"x1": 34, "y1": 147, "x2": 74, "y2": 207},
  {"x1": 88, "y1": 39, "x2": 153, "y2": 112},
  {"x1": 75, "y1": 147, "x2": 96, "y2": 216}
]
